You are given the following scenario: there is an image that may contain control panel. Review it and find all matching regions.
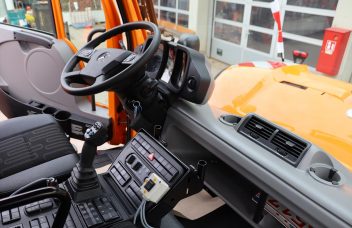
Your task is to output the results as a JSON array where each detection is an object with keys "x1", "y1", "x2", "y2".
[
  {"x1": 108, "y1": 132, "x2": 186, "y2": 208},
  {"x1": 1, "y1": 131, "x2": 193, "y2": 228},
  {"x1": 0, "y1": 198, "x2": 79, "y2": 228}
]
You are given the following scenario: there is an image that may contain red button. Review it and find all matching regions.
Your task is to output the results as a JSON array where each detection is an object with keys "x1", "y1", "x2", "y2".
[{"x1": 148, "y1": 153, "x2": 155, "y2": 161}]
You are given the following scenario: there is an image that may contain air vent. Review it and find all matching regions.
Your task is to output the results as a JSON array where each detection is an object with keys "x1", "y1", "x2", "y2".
[
  {"x1": 244, "y1": 116, "x2": 276, "y2": 140},
  {"x1": 272, "y1": 131, "x2": 308, "y2": 160},
  {"x1": 238, "y1": 115, "x2": 310, "y2": 166}
]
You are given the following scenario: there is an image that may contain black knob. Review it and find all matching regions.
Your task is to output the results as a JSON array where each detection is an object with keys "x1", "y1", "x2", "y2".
[
  {"x1": 127, "y1": 155, "x2": 136, "y2": 165},
  {"x1": 84, "y1": 122, "x2": 108, "y2": 146}
]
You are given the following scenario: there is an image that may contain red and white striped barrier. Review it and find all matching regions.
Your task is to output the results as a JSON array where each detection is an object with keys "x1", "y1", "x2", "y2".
[
  {"x1": 237, "y1": 61, "x2": 294, "y2": 69},
  {"x1": 271, "y1": 0, "x2": 284, "y2": 59}
]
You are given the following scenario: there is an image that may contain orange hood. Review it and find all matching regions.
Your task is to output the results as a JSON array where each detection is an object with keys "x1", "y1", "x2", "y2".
[{"x1": 209, "y1": 64, "x2": 352, "y2": 170}]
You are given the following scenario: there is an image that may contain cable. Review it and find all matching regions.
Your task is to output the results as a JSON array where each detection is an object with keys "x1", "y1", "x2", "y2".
[
  {"x1": 141, "y1": 200, "x2": 153, "y2": 228},
  {"x1": 134, "y1": 200, "x2": 154, "y2": 228},
  {"x1": 134, "y1": 200, "x2": 144, "y2": 224},
  {"x1": 10, "y1": 177, "x2": 55, "y2": 196}
]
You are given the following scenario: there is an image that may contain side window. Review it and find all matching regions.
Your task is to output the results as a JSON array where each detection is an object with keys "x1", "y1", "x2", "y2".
[
  {"x1": 59, "y1": 0, "x2": 108, "y2": 106},
  {"x1": 0, "y1": 0, "x2": 56, "y2": 36},
  {"x1": 60, "y1": 0, "x2": 105, "y2": 49}
]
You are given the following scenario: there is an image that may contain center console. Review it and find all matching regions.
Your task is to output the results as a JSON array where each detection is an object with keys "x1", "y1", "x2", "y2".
[{"x1": 0, "y1": 128, "x2": 205, "y2": 228}]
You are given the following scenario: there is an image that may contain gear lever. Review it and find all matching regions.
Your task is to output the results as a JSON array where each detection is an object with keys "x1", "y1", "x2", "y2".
[{"x1": 66, "y1": 122, "x2": 108, "y2": 202}]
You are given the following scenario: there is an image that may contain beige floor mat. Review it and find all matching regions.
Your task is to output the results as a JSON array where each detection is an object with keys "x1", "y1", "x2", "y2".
[{"x1": 173, "y1": 189, "x2": 225, "y2": 220}]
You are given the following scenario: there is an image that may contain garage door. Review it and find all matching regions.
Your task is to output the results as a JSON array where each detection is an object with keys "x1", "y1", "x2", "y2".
[{"x1": 210, "y1": 0, "x2": 338, "y2": 67}]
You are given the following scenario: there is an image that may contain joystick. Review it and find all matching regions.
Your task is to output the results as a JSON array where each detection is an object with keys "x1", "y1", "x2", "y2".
[{"x1": 66, "y1": 122, "x2": 108, "y2": 202}]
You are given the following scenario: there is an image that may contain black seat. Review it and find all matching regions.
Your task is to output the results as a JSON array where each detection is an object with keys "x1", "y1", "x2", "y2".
[{"x1": 0, "y1": 114, "x2": 79, "y2": 197}]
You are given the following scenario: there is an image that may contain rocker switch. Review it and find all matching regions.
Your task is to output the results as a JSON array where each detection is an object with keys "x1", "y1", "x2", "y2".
[
  {"x1": 132, "y1": 162, "x2": 142, "y2": 171},
  {"x1": 127, "y1": 155, "x2": 136, "y2": 165}
]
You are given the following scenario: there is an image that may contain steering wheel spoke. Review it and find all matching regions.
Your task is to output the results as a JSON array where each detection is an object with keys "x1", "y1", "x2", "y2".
[
  {"x1": 92, "y1": 75, "x2": 107, "y2": 87},
  {"x1": 76, "y1": 48, "x2": 95, "y2": 62},
  {"x1": 62, "y1": 71, "x2": 83, "y2": 84}
]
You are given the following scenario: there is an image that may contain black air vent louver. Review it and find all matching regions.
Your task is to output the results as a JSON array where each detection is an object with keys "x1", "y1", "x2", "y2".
[
  {"x1": 272, "y1": 131, "x2": 307, "y2": 160},
  {"x1": 238, "y1": 115, "x2": 310, "y2": 166},
  {"x1": 244, "y1": 116, "x2": 276, "y2": 140}
]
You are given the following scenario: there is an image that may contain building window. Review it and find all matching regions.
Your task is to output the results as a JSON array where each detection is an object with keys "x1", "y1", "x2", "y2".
[
  {"x1": 283, "y1": 11, "x2": 333, "y2": 40},
  {"x1": 160, "y1": 10, "x2": 176, "y2": 23},
  {"x1": 215, "y1": 1, "x2": 244, "y2": 22},
  {"x1": 247, "y1": 30, "x2": 272, "y2": 53},
  {"x1": 160, "y1": 0, "x2": 176, "y2": 8},
  {"x1": 287, "y1": 0, "x2": 338, "y2": 10},
  {"x1": 154, "y1": 0, "x2": 190, "y2": 28},
  {"x1": 214, "y1": 22, "x2": 242, "y2": 45},
  {"x1": 282, "y1": 1, "x2": 338, "y2": 66},
  {"x1": 178, "y1": 0, "x2": 189, "y2": 11},
  {"x1": 250, "y1": 7, "x2": 274, "y2": 29}
]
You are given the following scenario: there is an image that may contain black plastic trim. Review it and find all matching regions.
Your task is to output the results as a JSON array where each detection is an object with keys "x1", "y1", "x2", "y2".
[{"x1": 238, "y1": 114, "x2": 311, "y2": 167}]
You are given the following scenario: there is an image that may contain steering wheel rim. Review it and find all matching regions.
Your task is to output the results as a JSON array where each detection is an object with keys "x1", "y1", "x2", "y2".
[{"x1": 61, "y1": 21, "x2": 161, "y2": 96}]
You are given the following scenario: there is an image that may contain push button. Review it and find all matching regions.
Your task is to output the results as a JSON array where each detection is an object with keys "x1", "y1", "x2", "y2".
[
  {"x1": 93, "y1": 197, "x2": 119, "y2": 222},
  {"x1": 148, "y1": 153, "x2": 155, "y2": 161},
  {"x1": 127, "y1": 155, "x2": 136, "y2": 164},
  {"x1": 132, "y1": 162, "x2": 142, "y2": 171},
  {"x1": 77, "y1": 202, "x2": 103, "y2": 227},
  {"x1": 53, "y1": 213, "x2": 76, "y2": 228},
  {"x1": 1, "y1": 208, "x2": 20, "y2": 225},
  {"x1": 25, "y1": 199, "x2": 53, "y2": 216},
  {"x1": 9, "y1": 224, "x2": 23, "y2": 228}
]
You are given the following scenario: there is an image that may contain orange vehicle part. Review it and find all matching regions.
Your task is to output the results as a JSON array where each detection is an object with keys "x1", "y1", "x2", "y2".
[
  {"x1": 101, "y1": 0, "x2": 131, "y2": 145},
  {"x1": 103, "y1": 0, "x2": 148, "y2": 141},
  {"x1": 121, "y1": 0, "x2": 147, "y2": 48},
  {"x1": 51, "y1": 0, "x2": 128, "y2": 144},
  {"x1": 209, "y1": 64, "x2": 352, "y2": 171}
]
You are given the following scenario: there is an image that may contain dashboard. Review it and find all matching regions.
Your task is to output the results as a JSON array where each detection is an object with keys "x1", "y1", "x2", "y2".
[
  {"x1": 144, "y1": 39, "x2": 213, "y2": 105},
  {"x1": 146, "y1": 40, "x2": 188, "y2": 89},
  {"x1": 163, "y1": 101, "x2": 352, "y2": 228}
]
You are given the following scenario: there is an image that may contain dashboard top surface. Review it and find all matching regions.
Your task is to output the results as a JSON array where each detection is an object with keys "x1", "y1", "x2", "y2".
[{"x1": 166, "y1": 100, "x2": 352, "y2": 227}]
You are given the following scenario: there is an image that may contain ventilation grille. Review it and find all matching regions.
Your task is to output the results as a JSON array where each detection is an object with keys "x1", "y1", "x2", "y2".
[
  {"x1": 244, "y1": 116, "x2": 276, "y2": 140},
  {"x1": 272, "y1": 131, "x2": 307, "y2": 160},
  {"x1": 238, "y1": 115, "x2": 310, "y2": 166}
]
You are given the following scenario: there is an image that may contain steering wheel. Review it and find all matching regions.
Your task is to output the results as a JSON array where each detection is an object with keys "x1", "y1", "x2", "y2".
[{"x1": 61, "y1": 22, "x2": 161, "y2": 96}]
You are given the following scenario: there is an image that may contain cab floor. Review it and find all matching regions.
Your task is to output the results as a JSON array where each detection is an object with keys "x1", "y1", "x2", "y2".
[{"x1": 176, "y1": 205, "x2": 251, "y2": 228}]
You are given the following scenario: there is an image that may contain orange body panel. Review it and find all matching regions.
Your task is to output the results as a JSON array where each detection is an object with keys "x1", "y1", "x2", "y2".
[
  {"x1": 209, "y1": 64, "x2": 352, "y2": 170},
  {"x1": 121, "y1": 0, "x2": 147, "y2": 47},
  {"x1": 101, "y1": 0, "x2": 129, "y2": 145}
]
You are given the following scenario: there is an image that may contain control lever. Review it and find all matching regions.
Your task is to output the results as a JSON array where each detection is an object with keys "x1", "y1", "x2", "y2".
[
  {"x1": 66, "y1": 122, "x2": 108, "y2": 202},
  {"x1": 187, "y1": 160, "x2": 207, "y2": 196}
]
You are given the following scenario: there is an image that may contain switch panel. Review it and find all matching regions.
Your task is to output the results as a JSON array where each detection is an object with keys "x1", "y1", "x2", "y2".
[{"x1": 109, "y1": 131, "x2": 186, "y2": 209}]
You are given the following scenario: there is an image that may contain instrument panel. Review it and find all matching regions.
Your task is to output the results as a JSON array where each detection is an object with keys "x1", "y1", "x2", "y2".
[
  {"x1": 145, "y1": 39, "x2": 213, "y2": 105},
  {"x1": 146, "y1": 41, "x2": 189, "y2": 90}
]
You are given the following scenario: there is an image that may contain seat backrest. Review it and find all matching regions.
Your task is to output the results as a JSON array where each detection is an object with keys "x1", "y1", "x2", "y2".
[{"x1": 0, "y1": 114, "x2": 75, "y2": 179}]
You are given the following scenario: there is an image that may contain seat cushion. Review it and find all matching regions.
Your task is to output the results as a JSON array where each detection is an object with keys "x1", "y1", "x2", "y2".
[
  {"x1": 0, "y1": 114, "x2": 79, "y2": 196},
  {"x1": 0, "y1": 154, "x2": 78, "y2": 197}
]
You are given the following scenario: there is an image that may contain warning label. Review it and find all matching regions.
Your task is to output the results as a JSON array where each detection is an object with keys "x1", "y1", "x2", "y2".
[{"x1": 325, "y1": 40, "x2": 336, "y2": 55}]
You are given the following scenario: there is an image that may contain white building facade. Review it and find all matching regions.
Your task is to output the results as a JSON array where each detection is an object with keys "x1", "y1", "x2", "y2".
[{"x1": 154, "y1": 0, "x2": 352, "y2": 81}]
